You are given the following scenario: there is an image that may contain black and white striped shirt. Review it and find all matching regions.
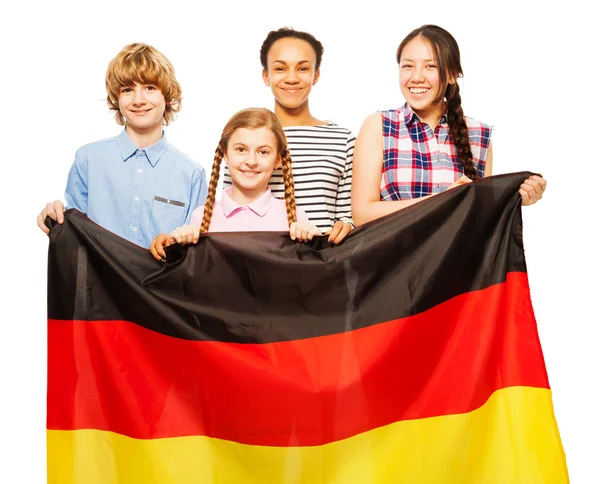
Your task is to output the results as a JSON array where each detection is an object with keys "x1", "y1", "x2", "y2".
[{"x1": 224, "y1": 123, "x2": 355, "y2": 232}]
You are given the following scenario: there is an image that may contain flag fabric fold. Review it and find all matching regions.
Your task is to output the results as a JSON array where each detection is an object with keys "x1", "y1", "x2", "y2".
[{"x1": 46, "y1": 172, "x2": 568, "y2": 483}]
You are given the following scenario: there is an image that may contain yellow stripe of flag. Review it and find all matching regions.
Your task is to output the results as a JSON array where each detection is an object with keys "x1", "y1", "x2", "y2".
[{"x1": 48, "y1": 387, "x2": 568, "y2": 484}]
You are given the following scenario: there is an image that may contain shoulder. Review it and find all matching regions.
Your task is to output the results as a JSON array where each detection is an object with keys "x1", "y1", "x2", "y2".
[
  {"x1": 190, "y1": 204, "x2": 206, "y2": 226},
  {"x1": 164, "y1": 143, "x2": 206, "y2": 175},
  {"x1": 464, "y1": 116, "x2": 492, "y2": 133},
  {"x1": 284, "y1": 124, "x2": 352, "y2": 136},
  {"x1": 284, "y1": 124, "x2": 356, "y2": 148},
  {"x1": 357, "y1": 111, "x2": 384, "y2": 136},
  {"x1": 379, "y1": 107, "x2": 403, "y2": 121},
  {"x1": 76, "y1": 134, "x2": 120, "y2": 156},
  {"x1": 321, "y1": 122, "x2": 356, "y2": 142}
]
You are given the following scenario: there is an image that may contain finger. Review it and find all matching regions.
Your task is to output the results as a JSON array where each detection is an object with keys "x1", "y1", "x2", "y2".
[
  {"x1": 327, "y1": 221, "x2": 343, "y2": 243},
  {"x1": 301, "y1": 228, "x2": 310, "y2": 242},
  {"x1": 330, "y1": 223, "x2": 351, "y2": 245},
  {"x1": 44, "y1": 203, "x2": 58, "y2": 222},
  {"x1": 521, "y1": 181, "x2": 542, "y2": 200},
  {"x1": 289, "y1": 222, "x2": 297, "y2": 241},
  {"x1": 537, "y1": 176, "x2": 547, "y2": 192},
  {"x1": 192, "y1": 226, "x2": 200, "y2": 244},
  {"x1": 55, "y1": 200, "x2": 65, "y2": 224},
  {"x1": 519, "y1": 188, "x2": 531, "y2": 206},
  {"x1": 307, "y1": 227, "x2": 321, "y2": 241},
  {"x1": 527, "y1": 176, "x2": 547, "y2": 195},
  {"x1": 171, "y1": 229, "x2": 183, "y2": 244},
  {"x1": 149, "y1": 242, "x2": 162, "y2": 261},
  {"x1": 37, "y1": 212, "x2": 50, "y2": 234},
  {"x1": 159, "y1": 237, "x2": 171, "y2": 258},
  {"x1": 182, "y1": 231, "x2": 193, "y2": 245},
  {"x1": 523, "y1": 178, "x2": 543, "y2": 195},
  {"x1": 520, "y1": 182, "x2": 538, "y2": 200},
  {"x1": 296, "y1": 225, "x2": 307, "y2": 242},
  {"x1": 158, "y1": 235, "x2": 171, "y2": 258}
]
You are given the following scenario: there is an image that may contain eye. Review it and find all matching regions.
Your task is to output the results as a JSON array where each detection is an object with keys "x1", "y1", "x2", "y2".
[
  {"x1": 274, "y1": 67, "x2": 285, "y2": 72},
  {"x1": 299, "y1": 66, "x2": 309, "y2": 71},
  {"x1": 427, "y1": 64, "x2": 437, "y2": 69},
  {"x1": 235, "y1": 147, "x2": 246, "y2": 153},
  {"x1": 121, "y1": 87, "x2": 133, "y2": 93},
  {"x1": 259, "y1": 149, "x2": 270, "y2": 155},
  {"x1": 146, "y1": 85, "x2": 157, "y2": 90},
  {"x1": 400, "y1": 64, "x2": 413, "y2": 69}
]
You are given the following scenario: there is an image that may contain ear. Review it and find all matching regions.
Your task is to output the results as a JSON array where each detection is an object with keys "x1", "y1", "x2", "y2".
[
  {"x1": 448, "y1": 72, "x2": 461, "y2": 85},
  {"x1": 313, "y1": 68, "x2": 320, "y2": 86},
  {"x1": 262, "y1": 69, "x2": 271, "y2": 87},
  {"x1": 274, "y1": 154, "x2": 283, "y2": 169}
]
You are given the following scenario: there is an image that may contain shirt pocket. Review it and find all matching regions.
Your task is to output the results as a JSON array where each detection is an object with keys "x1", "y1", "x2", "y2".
[{"x1": 149, "y1": 195, "x2": 186, "y2": 236}]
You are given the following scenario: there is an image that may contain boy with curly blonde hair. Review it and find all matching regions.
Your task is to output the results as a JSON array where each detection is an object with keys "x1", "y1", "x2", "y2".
[{"x1": 37, "y1": 43, "x2": 207, "y2": 248}]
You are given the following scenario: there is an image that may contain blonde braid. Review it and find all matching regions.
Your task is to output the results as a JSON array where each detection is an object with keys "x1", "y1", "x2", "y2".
[
  {"x1": 200, "y1": 145, "x2": 225, "y2": 233},
  {"x1": 281, "y1": 147, "x2": 297, "y2": 226}
]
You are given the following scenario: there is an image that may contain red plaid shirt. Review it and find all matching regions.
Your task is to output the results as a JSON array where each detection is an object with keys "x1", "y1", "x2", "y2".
[{"x1": 380, "y1": 103, "x2": 492, "y2": 200}]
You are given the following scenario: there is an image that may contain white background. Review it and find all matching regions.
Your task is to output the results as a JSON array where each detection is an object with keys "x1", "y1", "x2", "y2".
[{"x1": 1, "y1": 0, "x2": 597, "y2": 482}]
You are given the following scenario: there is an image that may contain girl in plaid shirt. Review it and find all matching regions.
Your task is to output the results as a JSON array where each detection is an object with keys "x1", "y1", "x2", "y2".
[{"x1": 351, "y1": 24, "x2": 546, "y2": 226}]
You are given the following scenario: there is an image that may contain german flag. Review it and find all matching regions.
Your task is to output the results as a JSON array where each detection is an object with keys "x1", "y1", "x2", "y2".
[{"x1": 46, "y1": 172, "x2": 568, "y2": 483}]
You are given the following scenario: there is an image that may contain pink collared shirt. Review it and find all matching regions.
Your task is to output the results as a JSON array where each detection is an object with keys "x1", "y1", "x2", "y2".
[{"x1": 190, "y1": 188, "x2": 309, "y2": 232}]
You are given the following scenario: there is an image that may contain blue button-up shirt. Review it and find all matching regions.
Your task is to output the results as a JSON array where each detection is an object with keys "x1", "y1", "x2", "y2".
[{"x1": 65, "y1": 129, "x2": 207, "y2": 248}]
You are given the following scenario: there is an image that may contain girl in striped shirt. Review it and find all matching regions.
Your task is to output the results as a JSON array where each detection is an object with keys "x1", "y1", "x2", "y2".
[
  {"x1": 224, "y1": 27, "x2": 356, "y2": 245},
  {"x1": 351, "y1": 24, "x2": 546, "y2": 226}
]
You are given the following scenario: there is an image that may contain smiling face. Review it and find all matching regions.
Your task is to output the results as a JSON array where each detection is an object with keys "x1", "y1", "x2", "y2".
[
  {"x1": 225, "y1": 127, "x2": 282, "y2": 203},
  {"x1": 262, "y1": 37, "x2": 320, "y2": 114},
  {"x1": 398, "y1": 35, "x2": 450, "y2": 125},
  {"x1": 117, "y1": 82, "x2": 166, "y2": 136}
]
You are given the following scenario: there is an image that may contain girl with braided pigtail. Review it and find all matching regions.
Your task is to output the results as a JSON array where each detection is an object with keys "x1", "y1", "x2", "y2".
[
  {"x1": 149, "y1": 108, "x2": 319, "y2": 261},
  {"x1": 352, "y1": 24, "x2": 546, "y2": 226}
]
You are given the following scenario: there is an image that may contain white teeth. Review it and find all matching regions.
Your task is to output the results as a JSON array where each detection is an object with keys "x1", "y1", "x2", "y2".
[{"x1": 409, "y1": 88, "x2": 429, "y2": 94}]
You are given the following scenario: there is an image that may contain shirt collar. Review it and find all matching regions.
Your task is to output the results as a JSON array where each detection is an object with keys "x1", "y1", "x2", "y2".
[
  {"x1": 401, "y1": 102, "x2": 448, "y2": 126},
  {"x1": 117, "y1": 128, "x2": 168, "y2": 167},
  {"x1": 221, "y1": 187, "x2": 274, "y2": 217}
]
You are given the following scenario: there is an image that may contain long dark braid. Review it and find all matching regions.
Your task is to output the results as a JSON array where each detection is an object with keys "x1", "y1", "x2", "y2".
[
  {"x1": 446, "y1": 83, "x2": 478, "y2": 180},
  {"x1": 280, "y1": 147, "x2": 297, "y2": 225},
  {"x1": 200, "y1": 145, "x2": 225, "y2": 233}
]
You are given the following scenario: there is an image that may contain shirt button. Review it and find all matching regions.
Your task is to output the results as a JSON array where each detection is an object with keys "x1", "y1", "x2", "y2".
[
  {"x1": 436, "y1": 183, "x2": 441, "y2": 188},
  {"x1": 132, "y1": 227, "x2": 138, "y2": 232},
  {"x1": 134, "y1": 196, "x2": 139, "y2": 201},
  {"x1": 137, "y1": 169, "x2": 143, "y2": 174}
]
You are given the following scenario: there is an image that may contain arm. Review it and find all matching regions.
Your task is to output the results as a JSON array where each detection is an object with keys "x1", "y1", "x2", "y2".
[
  {"x1": 328, "y1": 131, "x2": 355, "y2": 244},
  {"x1": 483, "y1": 141, "x2": 494, "y2": 177},
  {"x1": 351, "y1": 112, "x2": 435, "y2": 226},
  {"x1": 64, "y1": 148, "x2": 89, "y2": 214},
  {"x1": 183, "y1": 169, "x2": 208, "y2": 225}
]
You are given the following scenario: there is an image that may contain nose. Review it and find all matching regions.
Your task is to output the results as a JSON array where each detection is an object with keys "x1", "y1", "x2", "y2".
[
  {"x1": 133, "y1": 85, "x2": 147, "y2": 104},
  {"x1": 411, "y1": 65, "x2": 425, "y2": 83},
  {"x1": 284, "y1": 70, "x2": 299, "y2": 84},
  {"x1": 245, "y1": 152, "x2": 259, "y2": 167}
]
